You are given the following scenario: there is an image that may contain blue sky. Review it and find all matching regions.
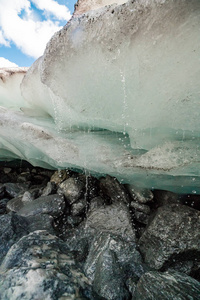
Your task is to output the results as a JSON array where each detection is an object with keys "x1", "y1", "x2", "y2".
[{"x1": 0, "y1": 0, "x2": 76, "y2": 67}]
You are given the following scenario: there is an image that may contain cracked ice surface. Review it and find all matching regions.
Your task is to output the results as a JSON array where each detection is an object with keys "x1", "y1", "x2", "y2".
[{"x1": 1, "y1": 0, "x2": 200, "y2": 193}]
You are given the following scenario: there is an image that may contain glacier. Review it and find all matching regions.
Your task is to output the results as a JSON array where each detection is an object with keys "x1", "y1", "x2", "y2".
[{"x1": 0, "y1": 0, "x2": 200, "y2": 193}]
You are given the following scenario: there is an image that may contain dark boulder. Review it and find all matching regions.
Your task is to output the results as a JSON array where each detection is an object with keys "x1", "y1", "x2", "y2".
[
  {"x1": 65, "y1": 201, "x2": 136, "y2": 263},
  {"x1": 132, "y1": 271, "x2": 200, "y2": 300},
  {"x1": 0, "y1": 230, "x2": 103, "y2": 300},
  {"x1": 100, "y1": 175, "x2": 131, "y2": 204},
  {"x1": 4, "y1": 183, "x2": 30, "y2": 198},
  {"x1": 15, "y1": 194, "x2": 65, "y2": 217},
  {"x1": 139, "y1": 204, "x2": 200, "y2": 270},
  {"x1": 0, "y1": 213, "x2": 29, "y2": 264},
  {"x1": 84, "y1": 232, "x2": 147, "y2": 300},
  {"x1": 58, "y1": 177, "x2": 84, "y2": 204},
  {"x1": 125, "y1": 184, "x2": 154, "y2": 204}
]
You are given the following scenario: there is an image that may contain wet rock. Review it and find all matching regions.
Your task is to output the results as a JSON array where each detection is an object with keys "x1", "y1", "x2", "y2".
[
  {"x1": 16, "y1": 171, "x2": 32, "y2": 183},
  {"x1": 139, "y1": 204, "x2": 200, "y2": 270},
  {"x1": 0, "y1": 213, "x2": 29, "y2": 263},
  {"x1": 66, "y1": 215, "x2": 84, "y2": 227},
  {"x1": 77, "y1": 175, "x2": 99, "y2": 200},
  {"x1": 50, "y1": 169, "x2": 70, "y2": 185},
  {"x1": 132, "y1": 271, "x2": 200, "y2": 300},
  {"x1": 42, "y1": 181, "x2": 57, "y2": 196},
  {"x1": 7, "y1": 196, "x2": 24, "y2": 213},
  {"x1": 3, "y1": 167, "x2": 12, "y2": 174},
  {"x1": 4, "y1": 182, "x2": 29, "y2": 198},
  {"x1": 153, "y1": 189, "x2": 182, "y2": 207},
  {"x1": 126, "y1": 278, "x2": 137, "y2": 296},
  {"x1": 86, "y1": 201, "x2": 135, "y2": 242},
  {"x1": 84, "y1": 233, "x2": 146, "y2": 300},
  {"x1": 71, "y1": 198, "x2": 87, "y2": 216},
  {"x1": 36, "y1": 169, "x2": 54, "y2": 179},
  {"x1": 0, "y1": 198, "x2": 9, "y2": 214},
  {"x1": 90, "y1": 249, "x2": 130, "y2": 299},
  {"x1": 22, "y1": 191, "x2": 34, "y2": 202},
  {"x1": 0, "y1": 183, "x2": 5, "y2": 198},
  {"x1": 100, "y1": 175, "x2": 130, "y2": 204},
  {"x1": 90, "y1": 196, "x2": 105, "y2": 210},
  {"x1": 17, "y1": 194, "x2": 65, "y2": 217},
  {"x1": 134, "y1": 211, "x2": 150, "y2": 225},
  {"x1": 125, "y1": 185, "x2": 154, "y2": 204},
  {"x1": 129, "y1": 196, "x2": 151, "y2": 225},
  {"x1": 6, "y1": 189, "x2": 40, "y2": 212},
  {"x1": 25, "y1": 214, "x2": 55, "y2": 234},
  {"x1": 0, "y1": 231, "x2": 102, "y2": 300},
  {"x1": 32, "y1": 175, "x2": 49, "y2": 186},
  {"x1": 130, "y1": 201, "x2": 150, "y2": 214},
  {"x1": 27, "y1": 186, "x2": 41, "y2": 199},
  {"x1": 58, "y1": 177, "x2": 84, "y2": 204},
  {"x1": 168, "y1": 260, "x2": 197, "y2": 276},
  {"x1": 65, "y1": 201, "x2": 136, "y2": 262}
]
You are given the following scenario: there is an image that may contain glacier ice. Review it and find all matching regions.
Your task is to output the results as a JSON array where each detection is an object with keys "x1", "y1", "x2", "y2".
[{"x1": 0, "y1": 0, "x2": 200, "y2": 193}]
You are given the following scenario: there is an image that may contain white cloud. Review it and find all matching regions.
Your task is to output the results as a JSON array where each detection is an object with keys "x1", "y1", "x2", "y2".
[
  {"x1": 0, "y1": 57, "x2": 18, "y2": 67},
  {"x1": 32, "y1": 0, "x2": 71, "y2": 20},
  {"x1": 0, "y1": 0, "x2": 71, "y2": 59},
  {"x1": 0, "y1": 31, "x2": 10, "y2": 47}
]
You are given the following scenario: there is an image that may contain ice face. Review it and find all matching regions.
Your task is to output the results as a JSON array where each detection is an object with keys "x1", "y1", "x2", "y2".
[
  {"x1": 0, "y1": 68, "x2": 28, "y2": 110},
  {"x1": 1, "y1": 0, "x2": 200, "y2": 193}
]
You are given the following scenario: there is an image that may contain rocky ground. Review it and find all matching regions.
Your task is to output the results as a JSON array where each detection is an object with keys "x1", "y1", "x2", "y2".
[{"x1": 0, "y1": 161, "x2": 199, "y2": 300}]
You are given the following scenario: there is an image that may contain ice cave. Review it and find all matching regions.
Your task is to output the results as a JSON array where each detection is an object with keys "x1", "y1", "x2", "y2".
[{"x1": 0, "y1": 0, "x2": 200, "y2": 299}]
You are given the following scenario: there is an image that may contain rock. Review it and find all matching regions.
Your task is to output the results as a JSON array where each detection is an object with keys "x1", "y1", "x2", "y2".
[
  {"x1": 25, "y1": 214, "x2": 55, "y2": 234},
  {"x1": 22, "y1": 191, "x2": 34, "y2": 202},
  {"x1": 65, "y1": 201, "x2": 136, "y2": 262},
  {"x1": 71, "y1": 198, "x2": 87, "y2": 216},
  {"x1": 31, "y1": 174, "x2": 49, "y2": 186},
  {"x1": 27, "y1": 186, "x2": 41, "y2": 199},
  {"x1": 17, "y1": 194, "x2": 65, "y2": 217},
  {"x1": 50, "y1": 170, "x2": 70, "y2": 185},
  {"x1": 84, "y1": 233, "x2": 146, "y2": 300},
  {"x1": 90, "y1": 196, "x2": 105, "y2": 211},
  {"x1": 0, "y1": 231, "x2": 102, "y2": 300},
  {"x1": 41, "y1": 181, "x2": 57, "y2": 196},
  {"x1": 3, "y1": 167, "x2": 12, "y2": 174},
  {"x1": 100, "y1": 176, "x2": 130, "y2": 204},
  {"x1": 130, "y1": 201, "x2": 151, "y2": 224},
  {"x1": 134, "y1": 211, "x2": 150, "y2": 225},
  {"x1": 139, "y1": 204, "x2": 200, "y2": 270},
  {"x1": 7, "y1": 196, "x2": 24, "y2": 213},
  {"x1": 4, "y1": 183, "x2": 29, "y2": 198},
  {"x1": 58, "y1": 177, "x2": 84, "y2": 204},
  {"x1": 132, "y1": 271, "x2": 200, "y2": 300},
  {"x1": 77, "y1": 175, "x2": 99, "y2": 201},
  {"x1": 0, "y1": 213, "x2": 29, "y2": 264},
  {"x1": 0, "y1": 198, "x2": 9, "y2": 214},
  {"x1": 0, "y1": 183, "x2": 5, "y2": 198},
  {"x1": 66, "y1": 215, "x2": 84, "y2": 227},
  {"x1": 153, "y1": 189, "x2": 182, "y2": 207},
  {"x1": 168, "y1": 260, "x2": 197, "y2": 276},
  {"x1": 74, "y1": 0, "x2": 126, "y2": 15},
  {"x1": 6, "y1": 189, "x2": 40, "y2": 212},
  {"x1": 16, "y1": 171, "x2": 32, "y2": 183},
  {"x1": 126, "y1": 185, "x2": 154, "y2": 204},
  {"x1": 86, "y1": 201, "x2": 135, "y2": 242},
  {"x1": 130, "y1": 201, "x2": 150, "y2": 214}
]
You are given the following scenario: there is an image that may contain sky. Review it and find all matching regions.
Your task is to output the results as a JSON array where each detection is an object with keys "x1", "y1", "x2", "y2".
[{"x1": 0, "y1": 0, "x2": 76, "y2": 67}]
